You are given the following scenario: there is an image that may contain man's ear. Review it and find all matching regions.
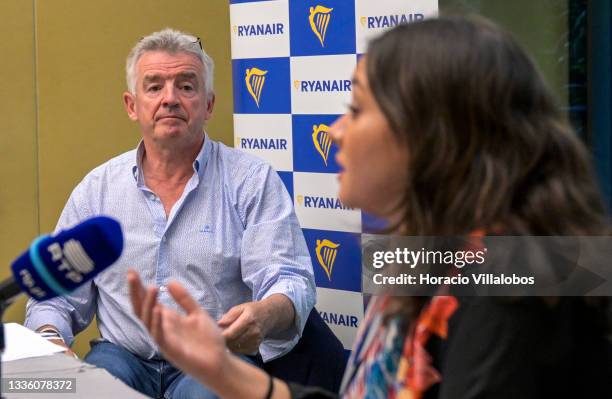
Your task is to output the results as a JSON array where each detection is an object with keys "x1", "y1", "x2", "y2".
[
  {"x1": 204, "y1": 93, "x2": 215, "y2": 121},
  {"x1": 123, "y1": 92, "x2": 138, "y2": 121}
]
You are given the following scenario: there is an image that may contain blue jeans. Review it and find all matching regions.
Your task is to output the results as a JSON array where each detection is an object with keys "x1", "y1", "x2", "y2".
[{"x1": 84, "y1": 341, "x2": 257, "y2": 399}]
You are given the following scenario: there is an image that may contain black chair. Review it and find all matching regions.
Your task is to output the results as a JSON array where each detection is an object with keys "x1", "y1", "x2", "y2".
[{"x1": 261, "y1": 308, "x2": 347, "y2": 393}]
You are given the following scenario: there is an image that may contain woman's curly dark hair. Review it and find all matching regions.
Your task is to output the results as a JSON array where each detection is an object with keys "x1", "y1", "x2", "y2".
[
  {"x1": 366, "y1": 16, "x2": 609, "y2": 323},
  {"x1": 367, "y1": 16, "x2": 607, "y2": 237}
]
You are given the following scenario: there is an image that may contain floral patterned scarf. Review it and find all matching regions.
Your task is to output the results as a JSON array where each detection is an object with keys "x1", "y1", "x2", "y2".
[{"x1": 342, "y1": 295, "x2": 458, "y2": 399}]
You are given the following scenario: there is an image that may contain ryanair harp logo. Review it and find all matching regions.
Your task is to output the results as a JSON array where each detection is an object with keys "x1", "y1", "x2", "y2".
[
  {"x1": 312, "y1": 124, "x2": 332, "y2": 165},
  {"x1": 245, "y1": 68, "x2": 268, "y2": 107},
  {"x1": 309, "y1": 5, "x2": 333, "y2": 47},
  {"x1": 315, "y1": 239, "x2": 340, "y2": 280}
]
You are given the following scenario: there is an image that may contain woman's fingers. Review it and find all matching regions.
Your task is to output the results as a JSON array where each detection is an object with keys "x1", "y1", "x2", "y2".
[
  {"x1": 167, "y1": 281, "x2": 201, "y2": 314},
  {"x1": 127, "y1": 270, "x2": 145, "y2": 318},
  {"x1": 140, "y1": 286, "x2": 159, "y2": 330},
  {"x1": 151, "y1": 305, "x2": 164, "y2": 344}
]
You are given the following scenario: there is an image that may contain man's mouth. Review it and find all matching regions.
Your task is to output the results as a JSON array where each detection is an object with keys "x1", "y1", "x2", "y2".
[{"x1": 157, "y1": 115, "x2": 185, "y2": 121}]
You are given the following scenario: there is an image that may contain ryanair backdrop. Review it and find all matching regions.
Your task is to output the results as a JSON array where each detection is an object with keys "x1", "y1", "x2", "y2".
[
  {"x1": 303, "y1": 229, "x2": 361, "y2": 292},
  {"x1": 277, "y1": 171, "x2": 294, "y2": 199},
  {"x1": 292, "y1": 114, "x2": 341, "y2": 173},
  {"x1": 289, "y1": 1, "x2": 356, "y2": 56},
  {"x1": 354, "y1": 0, "x2": 438, "y2": 53},
  {"x1": 361, "y1": 211, "x2": 388, "y2": 234},
  {"x1": 293, "y1": 172, "x2": 362, "y2": 233},
  {"x1": 230, "y1": 0, "x2": 290, "y2": 59},
  {"x1": 316, "y1": 287, "x2": 364, "y2": 349},
  {"x1": 234, "y1": 114, "x2": 293, "y2": 171},
  {"x1": 229, "y1": 0, "x2": 439, "y2": 349},
  {"x1": 233, "y1": 57, "x2": 291, "y2": 114},
  {"x1": 290, "y1": 54, "x2": 355, "y2": 115}
]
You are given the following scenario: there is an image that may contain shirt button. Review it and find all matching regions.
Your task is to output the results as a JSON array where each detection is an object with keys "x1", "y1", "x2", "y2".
[
  {"x1": 162, "y1": 236, "x2": 167, "y2": 242},
  {"x1": 159, "y1": 286, "x2": 167, "y2": 292}
]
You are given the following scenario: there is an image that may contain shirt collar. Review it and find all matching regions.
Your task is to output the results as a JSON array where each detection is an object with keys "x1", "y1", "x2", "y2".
[{"x1": 131, "y1": 132, "x2": 212, "y2": 185}]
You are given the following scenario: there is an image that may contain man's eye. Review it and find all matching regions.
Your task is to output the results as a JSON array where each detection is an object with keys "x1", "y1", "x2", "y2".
[
  {"x1": 147, "y1": 85, "x2": 161, "y2": 92},
  {"x1": 181, "y1": 85, "x2": 194, "y2": 91}
]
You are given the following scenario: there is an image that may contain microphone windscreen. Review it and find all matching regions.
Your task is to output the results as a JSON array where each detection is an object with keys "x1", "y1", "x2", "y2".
[{"x1": 11, "y1": 216, "x2": 124, "y2": 301}]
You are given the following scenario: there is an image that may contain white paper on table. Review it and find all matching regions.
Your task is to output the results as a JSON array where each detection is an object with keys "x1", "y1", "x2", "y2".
[{"x1": 1, "y1": 323, "x2": 66, "y2": 362}]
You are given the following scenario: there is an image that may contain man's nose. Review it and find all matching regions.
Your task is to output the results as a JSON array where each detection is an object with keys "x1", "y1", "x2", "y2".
[{"x1": 161, "y1": 84, "x2": 179, "y2": 108}]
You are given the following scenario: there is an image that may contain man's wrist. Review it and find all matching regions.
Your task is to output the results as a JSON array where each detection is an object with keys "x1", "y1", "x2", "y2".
[
  {"x1": 38, "y1": 330, "x2": 64, "y2": 341},
  {"x1": 258, "y1": 294, "x2": 296, "y2": 338},
  {"x1": 255, "y1": 300, "x2": 274, "y2": 338},
  {"x1": 36, "y1": 325, "x2": 65, "y2": 343}
]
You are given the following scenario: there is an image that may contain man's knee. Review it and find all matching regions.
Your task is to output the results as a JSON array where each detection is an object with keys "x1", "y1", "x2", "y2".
[{"x1": 84, "y1": 342, "x2": 144, "y2": 388}]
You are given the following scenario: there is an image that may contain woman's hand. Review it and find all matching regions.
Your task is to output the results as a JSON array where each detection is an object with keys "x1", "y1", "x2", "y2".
[
  {"x1": 128, "y1": 270, "x2": 292, "y2": 399},
  {"x1": 127, "y1": 270, "x2": 228, "y2": 383}
]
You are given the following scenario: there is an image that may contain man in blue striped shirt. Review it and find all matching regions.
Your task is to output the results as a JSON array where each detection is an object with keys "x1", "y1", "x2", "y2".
[{"x1": 25, "y1": 28, "x2": 315, "y2": 399}]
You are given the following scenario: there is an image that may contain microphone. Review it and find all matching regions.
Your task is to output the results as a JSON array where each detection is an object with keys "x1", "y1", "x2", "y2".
[{"x1": 0, "y1": 216, "x2": 124, "y2": 304}]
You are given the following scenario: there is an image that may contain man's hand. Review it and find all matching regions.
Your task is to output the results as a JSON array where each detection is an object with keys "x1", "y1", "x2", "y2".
[
  {"x1": 49, "y1": 339, "x2": 77, "y2": 358},
  {"x1": 218, "y1": 294, "x2": 296, "y2": 355},
  {"x1": 218, "y1": 302, "x2": 268, "y2": 354}
]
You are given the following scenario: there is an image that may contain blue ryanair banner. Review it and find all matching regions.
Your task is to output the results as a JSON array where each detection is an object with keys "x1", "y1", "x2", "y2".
[
  {"x1": 292, "y1": 114, "x2": 342, "y2": 173},
  {"x1": 289, "y1": 2, "x2": 356, "y2": 56},
  {"x1": 232, "y1": 57, "x2": 291, "y2": 113},
  {"x1": 230, "y1": 0, "x2": 438, "y2": 350}
]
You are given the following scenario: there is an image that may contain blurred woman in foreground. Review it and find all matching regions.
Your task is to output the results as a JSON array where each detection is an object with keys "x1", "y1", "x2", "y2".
[{"x1": 129, "y1": 16, "x2": 610, "y2": 398}]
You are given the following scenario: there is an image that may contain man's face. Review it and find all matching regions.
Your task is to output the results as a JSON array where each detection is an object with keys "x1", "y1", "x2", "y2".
[{"x1": 123, "y1": 51, "x2": 214, "y2": 145}]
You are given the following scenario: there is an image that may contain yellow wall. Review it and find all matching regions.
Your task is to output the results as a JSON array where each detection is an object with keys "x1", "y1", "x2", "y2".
[
  {"x1": 0, "y1": 0, "x2": 232, "y2": 358},
  {"x1": 0, "y1": 0, "x2": 40, "y2": 331}
]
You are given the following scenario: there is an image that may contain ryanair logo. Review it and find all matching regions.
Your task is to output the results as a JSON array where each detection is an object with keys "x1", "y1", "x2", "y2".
[
  {"x1": 233, "y1": 23, "x2": 284, "y2": 37},
  {"x1": 319, "y1": 311, "x2": 358, "y2": 327},
  {"x1": 315, "y1": 239, "x2": 340, "y2": 280},
  {"x1": 311, "y1": 124, "x2": 332, "y2": 165},
  {"x1": 297, "y1": 195, "x2": 353, "y2": 210},
  {"x1": 293, "y1": 79, "x2": 351, "y2": 92},
  {"x1": 308, "y1": 5, "x2": 333, "y2": 47},
  {"x1": 235, "y1": 136, "x2": 288, "y2": 150},
  {"x1": 245, "y1": 68, "x2": 268, "y2": 108},
  {"x1": 359, "y1": 13, "x2": 424, "y2": 29}
]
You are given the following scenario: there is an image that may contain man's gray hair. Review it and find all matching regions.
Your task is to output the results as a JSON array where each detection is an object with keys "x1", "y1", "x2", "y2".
[{"x1": 126, "y1": 28, "x2": 214, "y2": 96}]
